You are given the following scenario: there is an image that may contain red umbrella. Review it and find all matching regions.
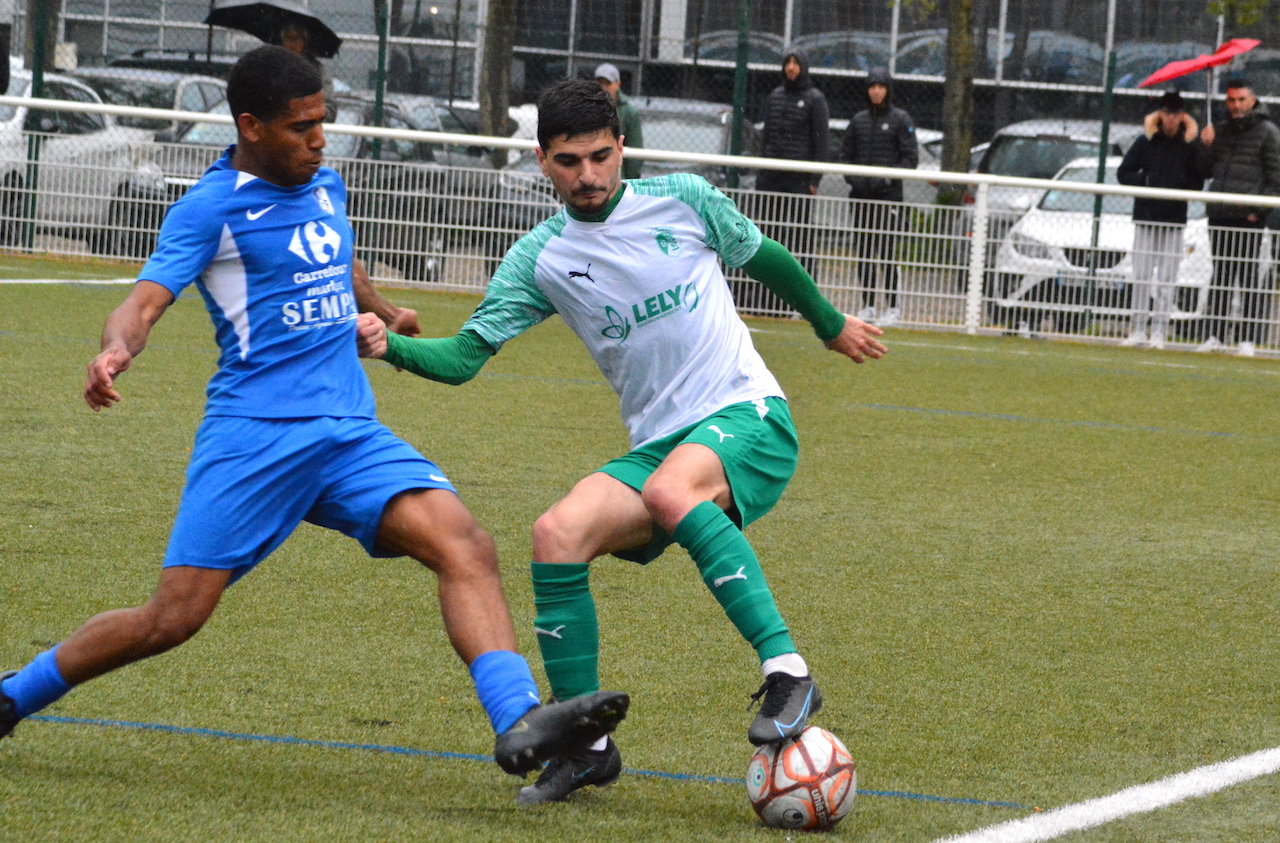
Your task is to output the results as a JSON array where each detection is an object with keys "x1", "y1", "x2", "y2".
[{"x1": 1139, "y1": 38, "x2": 1260, "y2": 88}]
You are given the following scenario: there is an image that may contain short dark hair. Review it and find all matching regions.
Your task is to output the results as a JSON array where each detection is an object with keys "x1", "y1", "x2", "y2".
[
  {"x1": 536, "y1": 78, "x2": 620, "y2": 149},
  {"x1": 227, "y1": 45, "x2": 323, "y2": 124},
  {"x1": 1225, "y1": 74, "x2": 1252, "y2": 92}
]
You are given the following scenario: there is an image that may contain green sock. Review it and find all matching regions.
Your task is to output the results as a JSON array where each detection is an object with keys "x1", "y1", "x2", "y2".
[
  {"x1": 673, "y1": 501, "x2": 795, "y2": 661},
  {"x1": 530, "y1": 561, "x2": 600, "y2": 700}
]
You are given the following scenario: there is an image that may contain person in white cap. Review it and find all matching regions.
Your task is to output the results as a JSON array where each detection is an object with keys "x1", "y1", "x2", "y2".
[{"x1": 593, "y1": 63, "x2": 644, "y2": 179}]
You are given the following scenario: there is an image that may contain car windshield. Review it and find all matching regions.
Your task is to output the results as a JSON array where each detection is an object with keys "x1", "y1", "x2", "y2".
[
  {"x1": 86, "y1": 77, "x2": 174, "y2": 129},
  {"x1": 983, "y1": 136, "x2": 1103, "y2": 179},
  {"x1": 324, "y1": 104, "x2": 364, "y2": 159},
  {"x1": 1040, "y1": 166, "x2": 1133, "y2": 214},
  {"x1": 644, "y1": 115, "x2": 726, "y2": 155}
]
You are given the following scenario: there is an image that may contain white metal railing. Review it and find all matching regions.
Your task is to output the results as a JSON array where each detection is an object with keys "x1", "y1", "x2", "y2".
[{"x1": 2, "y1": 94, "x2": 1280, "y2": 354}]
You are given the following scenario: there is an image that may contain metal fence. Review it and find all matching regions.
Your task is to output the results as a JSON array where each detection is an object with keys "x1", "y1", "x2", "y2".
[{"x1": 5, "y1": 93, "x2": 1280, "y2": 357}]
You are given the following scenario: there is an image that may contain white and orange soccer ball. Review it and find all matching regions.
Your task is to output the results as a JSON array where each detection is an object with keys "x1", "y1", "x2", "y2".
[{"x1": 745, "y1": 726, "x2": 857, "y2": 831}]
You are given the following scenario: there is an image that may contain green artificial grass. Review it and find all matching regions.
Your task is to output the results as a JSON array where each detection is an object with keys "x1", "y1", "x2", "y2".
[{"x1": 1, "y1": 259, "x2": 1279, "y2": 841}]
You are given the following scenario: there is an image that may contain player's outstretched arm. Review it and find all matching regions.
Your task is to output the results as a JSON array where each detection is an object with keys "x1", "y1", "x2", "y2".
[
  {"x1": 824, "y1": 314, "x2": 886, "y2": 364},
  {"x1": 85, "y1": 280, "x2": 175, "y2": 411},
  {"x1": 352, "y1": 258, "x2": 420, "y2": 337},
  {"x1": 741, "y1": 237, "x2": 887, "y2": 362},
  {"x1": 375, "y1": 330, "x2": 496, "y2": 386}
]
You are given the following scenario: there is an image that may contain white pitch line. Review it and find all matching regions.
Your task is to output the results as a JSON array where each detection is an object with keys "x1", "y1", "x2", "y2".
[
  {"x1": 0, "y1": 277, "x2": 135, "y2": 284},
  {"x1": 933, "y1": 745, "x2": 1280, "y2": 843}
]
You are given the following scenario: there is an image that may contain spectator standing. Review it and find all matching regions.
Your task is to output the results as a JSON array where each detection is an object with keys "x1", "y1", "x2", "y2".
[
  {"x1": 755, "y1": 50, "x2": 829, "y2": 280},
  {"x1": 594, "y1": 63, "x2": 644, "y2": 180},
  {"x1": 1196, "y1": 78, "x2": 1280, "y2": 355},
  {"x1": 842, "y1": 68, "x2": 918, "y2": 327},
  {"x1": 1116, "y1": 91, "x2": 1207, "y2": 350},
  {"x1": 276, "y1": 20, "x2": 336, "y2": 120}
]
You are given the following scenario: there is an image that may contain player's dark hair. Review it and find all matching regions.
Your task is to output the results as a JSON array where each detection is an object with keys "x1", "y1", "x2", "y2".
[
  {"x1": 227, "y1": 45, "x2": 323, "y2": 125},
  {"x1": 536, "y1": 78, "x2": 620, "y2": 149}
]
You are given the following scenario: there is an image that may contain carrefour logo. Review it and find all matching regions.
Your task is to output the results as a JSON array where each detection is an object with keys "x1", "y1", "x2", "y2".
[{"x1": 288, "y1": 220, "x2": 342, "y2": 265}]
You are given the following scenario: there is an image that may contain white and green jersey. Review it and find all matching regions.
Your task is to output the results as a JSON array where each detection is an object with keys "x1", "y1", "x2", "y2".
[{"x1": 464, "y1": 174, "x2": 784, "y2": 448}]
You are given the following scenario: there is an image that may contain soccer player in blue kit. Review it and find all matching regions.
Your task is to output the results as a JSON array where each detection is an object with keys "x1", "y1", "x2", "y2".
[{"x1": 0, "y1": 46, "x2": 627, "y2": 780}]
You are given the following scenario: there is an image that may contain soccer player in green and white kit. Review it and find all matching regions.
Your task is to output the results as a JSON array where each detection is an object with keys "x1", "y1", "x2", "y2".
[{"x1": 356, "y1": 78, "x2": 887, "y2": 803}]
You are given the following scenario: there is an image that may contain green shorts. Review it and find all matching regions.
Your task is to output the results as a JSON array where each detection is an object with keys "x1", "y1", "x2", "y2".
[{"x1": 600, "y1": 396, "x2": 798, "y2": 564}]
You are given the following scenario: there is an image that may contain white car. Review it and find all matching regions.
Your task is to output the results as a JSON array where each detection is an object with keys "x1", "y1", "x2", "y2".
[
  {"x1": 0, "y1": 70, "x2": 165, "y2": 257},
  {"x1": 990, "y1": 156, "x2": 1218, "y2": 329}
]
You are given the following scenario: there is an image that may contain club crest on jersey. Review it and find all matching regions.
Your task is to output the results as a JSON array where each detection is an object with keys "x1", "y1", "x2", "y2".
[
  {"x1": 653, "y1": 226, "x2": 680, "y2": 256},
  {"x1": 289, "y1": 220, "x2": 342, "y2": 265},
  {"x1": 314, "y1": 186, "x2": 334, "y2": 215}
]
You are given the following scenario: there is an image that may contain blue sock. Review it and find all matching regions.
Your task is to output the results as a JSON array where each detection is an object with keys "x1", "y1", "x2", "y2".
[
  {"x1": 2, "y1": 645, "x2": 71, "y2": 719},
  {"x1": 469, "y1": 650, "x2": 540, "y2": 735}
]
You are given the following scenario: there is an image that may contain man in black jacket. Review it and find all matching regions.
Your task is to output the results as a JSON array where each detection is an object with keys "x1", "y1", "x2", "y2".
[
  {"x1": 1195, "y1": 78, "x2": 1280, "y2": 354},
  {"x1": 1116, "y1": 91, "x2": 1207, "y2": 350},
  {"x1": 753, "y1": 50, "x2": 829, "y2": 285},
  {"x1": 841, "y1": 68, "x2": 917, "y2": 327}
]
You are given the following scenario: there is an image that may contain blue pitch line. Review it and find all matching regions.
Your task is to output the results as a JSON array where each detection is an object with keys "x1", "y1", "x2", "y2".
[
  {"x1": 855, "y1": 403, "x2": 1254, "y2": 441},
  {"x1": 28, "y1": 714, "x2": 1029, "y2": 811}
]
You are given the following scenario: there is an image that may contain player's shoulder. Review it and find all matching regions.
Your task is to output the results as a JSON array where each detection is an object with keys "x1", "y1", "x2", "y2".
[
  {"x1": 165, "y1": 169, "x2": 243, "y2": 228},
  {"x1": 627, "y1": 173, "x2": 718, "y2": 203},
  {"x1": 499, "y1": 213, "x2": 568, "y2": 277}
]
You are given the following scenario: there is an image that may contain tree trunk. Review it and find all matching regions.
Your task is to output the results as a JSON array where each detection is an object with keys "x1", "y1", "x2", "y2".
[
  {"x1": 994, "y1": 0, "x2": 1031, "y2": 130},
  {"x1": 24, "y1": 0, "x2": 57, "y2": 73},
  {"x1": 939, "y1": 0, "x2": 975, "y2": 201},
  {"x1": 479, "y1": 0, "x2": 518, "y2": 168}
]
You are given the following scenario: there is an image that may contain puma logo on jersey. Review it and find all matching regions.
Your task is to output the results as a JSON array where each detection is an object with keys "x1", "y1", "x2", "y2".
[
  {"x1": 534, "y1": 625, "x2": 566, "y2": 639},
  {"x1": 708, "y1": 425, "x2": 734, "y2": 442},
  {"x1": 568, "y1": 264, "x2": 596, "y2": 283},
  {"x1": 288, "y1": 220, "x2": 342, "y2": 265},
  {"x1": 713, "y1": 567, "x2": 747, "y2": 588},
  {"x1": 246, "y1": 204, "x2": 277, "y2": 221}
]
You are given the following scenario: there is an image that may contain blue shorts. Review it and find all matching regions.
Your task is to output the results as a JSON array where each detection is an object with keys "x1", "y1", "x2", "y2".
[{"x1": 164, "y1": 415, "x2": 455, "y2": 585}]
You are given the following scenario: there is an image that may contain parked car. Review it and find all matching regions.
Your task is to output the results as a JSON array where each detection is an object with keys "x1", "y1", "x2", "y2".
[
  {"x1": 792, "y1": 30, "x2": 892, "y2": 74},
  {"x1": 972, "y1": 118, "x2": 1143, "y2": 249},
  {"x1": 0, "y1": 69, "x2": 165, "y2": 257},
  {"x1": 1114, "y1": 41, "x2": 1211, "y2": 91},
  {"x1": 990, "y1": 156, "x2": 1217, "y2": 331},
  {"x1": 107, "y1": 49, "x2": 241, "y2": 79},
  {"x1": 153, "y1": 94, "x2": 487, "y2": 280},
  {"x1": 684, "y1": 30, "x2": 786, "y2": 66},
  {"x1": 69, "y1": 66, "x2": 226, "y2": 133}
]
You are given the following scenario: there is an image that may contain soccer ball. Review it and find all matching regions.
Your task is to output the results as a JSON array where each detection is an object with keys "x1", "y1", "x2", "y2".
[{"x1": 746, "y1": 727, "x2": 857, "y2": 831}]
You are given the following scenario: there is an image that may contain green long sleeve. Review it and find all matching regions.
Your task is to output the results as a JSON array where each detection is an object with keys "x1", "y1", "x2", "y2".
[
  {"x1": 741, "y1": 237, "x2": 846, "y2": 342},
  {"x1": 383, "y1": 329, "x2": 496, "y2": 385}
]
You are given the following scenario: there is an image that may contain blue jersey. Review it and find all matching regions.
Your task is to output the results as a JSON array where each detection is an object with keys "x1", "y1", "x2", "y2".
[{"x1": 141, "y1": 148, "x2": 373, "y2": 419}]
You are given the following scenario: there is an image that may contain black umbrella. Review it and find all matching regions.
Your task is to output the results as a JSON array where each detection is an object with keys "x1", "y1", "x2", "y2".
[{"x1": 204, "y1": 0, "x2": 342, "y2": 59}]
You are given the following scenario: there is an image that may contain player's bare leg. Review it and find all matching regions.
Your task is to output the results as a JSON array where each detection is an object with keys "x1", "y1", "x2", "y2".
[
  {"x1": 1, "y1": 566, "x2": 230, "y2": 738},
  {"x1": 377, "y1": 488, "x2": 516, "y2": 661},
  {"x1": 376, "y1": 488, "x2": 627, "y2": 776}
]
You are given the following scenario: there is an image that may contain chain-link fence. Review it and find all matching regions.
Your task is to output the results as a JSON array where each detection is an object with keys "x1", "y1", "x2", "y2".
[
  {"x1": 31, "y1": 2, "x2": 1280, "y2": 145},
  {"x1": 3, "y1": 92, "x2": 1280, "y2": 358}
]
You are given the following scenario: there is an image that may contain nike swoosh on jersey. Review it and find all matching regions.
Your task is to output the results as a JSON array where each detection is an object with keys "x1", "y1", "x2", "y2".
[
  {"x1": 246, "y1": 204, "x2": 278, "y2": 221},
  {"x1": 429, "y1": 474, "x2": 449, "y2": 482}
]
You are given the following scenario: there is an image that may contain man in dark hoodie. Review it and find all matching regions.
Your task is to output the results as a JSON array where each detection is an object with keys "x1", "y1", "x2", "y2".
[
  {"x1": 1195, "y1": 77, "x2": 1280, "y2": 355},
  {"x1": 841, "y1": 68, "x2": 917, "y2": 327},
  {"x1": 754, "y1": 50, "x2": 830, "y2": 282},
  {"x1": 1116, "y1": 90, "x2": 1207, "y2": 350}
]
